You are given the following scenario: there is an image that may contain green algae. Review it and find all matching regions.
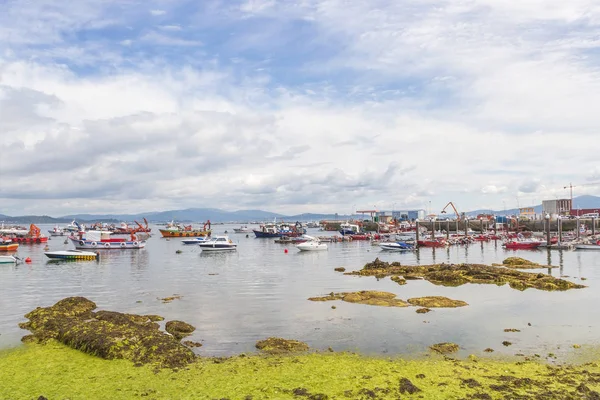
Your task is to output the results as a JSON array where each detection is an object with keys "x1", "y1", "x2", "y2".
[
  {"x1": 19, "y1": 297, "x2": 196, "y2": 369},
  {"x1": 350, "y1": 259, "x2": 585, "y2": 291},
  {"x1": 493, "y1": 257, "x2": 556, "y2": 269},
  {"x1": 308, "y1": 291, "x2": 409, "y2": 307},
  {"x1": 407, "y1": 296, "x2": 468, "y2": 308},
  {"x1": 430, "y1": 342, "x2": 460, "y2": 354},
  {"x1": 255, "y1": 337, "x2": 309, "y2": 354},
  {"x1": 3, "y1": 341, "x2": 600, "y2": 399}
]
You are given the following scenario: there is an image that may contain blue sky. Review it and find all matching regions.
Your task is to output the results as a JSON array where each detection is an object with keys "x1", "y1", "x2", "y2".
[{"x1": 1, "y1": 0, "x2": 599, "y2": 216}]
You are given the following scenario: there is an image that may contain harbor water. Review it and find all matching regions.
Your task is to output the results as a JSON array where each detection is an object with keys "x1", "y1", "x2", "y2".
[{"x1": 1, "y1": 224, "x2": 599, "y2": 359}]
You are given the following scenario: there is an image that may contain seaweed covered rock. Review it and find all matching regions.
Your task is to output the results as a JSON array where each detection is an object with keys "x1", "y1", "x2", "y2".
[
  {"x1": 19, "y1": 297, "x2": 196, "y2": 369},
  {"x1": 309, "y1": 291, "x2": 409, "y2": 307},
  {"x1": 349, "y1": 262, "x2": 584, "y2": 292},
  {"x1": 430, "y1": 342, "x2": 460, "y2": 354},
  {"x1": 165, "y1": 320, "x2": 196, "y2": 340},
  {"x1": 407, "y1": 296, "x2": 468, "y2": 308},
  {"x1": 391, "y1": 276, "x2": 407, "y2": 285},
  {"x1": 255, "y1": 337, "x2": 309, "y2": 354},
  {"x1": 495, "y1": 257, "x2": 554, "y2": 269}
]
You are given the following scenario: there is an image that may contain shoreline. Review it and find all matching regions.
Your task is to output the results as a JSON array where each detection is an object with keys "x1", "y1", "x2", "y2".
[{"x1": 2, "y1": 341, "x2": 600, "y2": 399}]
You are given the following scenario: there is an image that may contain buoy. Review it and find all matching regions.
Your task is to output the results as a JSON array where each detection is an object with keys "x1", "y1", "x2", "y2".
[
  {"x1": 64, "y1": 239, "x2": 68, "y2": 244},
  {"x1": 284, "y1": 249, "x2": 288, "y2": 254},
  {"x1": 176, "y1": 250, "x2": 182, "y2": 254},
  {"x1": 246, "y1": 234, "x2": 249, "y2": 238},
  {"x1": 25, "y1": 257, "x2": 32, "y2": 263},
  {"x1": 44, "y1": 245, "x2": 50, "y2": 250}
]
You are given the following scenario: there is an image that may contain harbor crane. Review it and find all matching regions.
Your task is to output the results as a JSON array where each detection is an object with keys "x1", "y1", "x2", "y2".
[
  {"x1": 440, "y1": 202, "x2": 465, "y2": 221},
  {"x1": 563, "y1": 181, "x2": 600, "y2": 206}
]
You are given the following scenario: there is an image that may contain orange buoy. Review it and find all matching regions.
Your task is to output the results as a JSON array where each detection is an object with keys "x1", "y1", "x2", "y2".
[{"x1": 25, "y1": 257, "x2": 32, "y2": 263}]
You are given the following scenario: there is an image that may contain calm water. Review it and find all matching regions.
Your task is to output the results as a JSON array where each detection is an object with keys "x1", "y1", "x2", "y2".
[{"x1": 1, "y1": 224, "x2": 599, "y2": 359}]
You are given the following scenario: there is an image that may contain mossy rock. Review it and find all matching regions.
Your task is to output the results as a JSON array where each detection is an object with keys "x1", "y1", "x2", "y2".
[
  {"x1": 165, "y1": 321, "x2": 196, "y2": 340},
  {"x1": 309, "y1": 291, "x2": 408, "y2": 307},
  {"x1": 416, "y1": 308, "x2": 431, "y2": 314},
  {"x1": 391, "y1": 276, "x2": 407, "y2": 285},
  {"x1": 255, "y1": 337, "x2": 309, "y2": 354},
  {"x1": 19, "y1": 297, "x2": 195, "y2": 369},
  {"x1": 430, "y1": 342, "x2": 460, "y2": 354},
  {"x1": 495, "y1": 257, "x2": 554, "y2": 269},
  {"x1": 334, "y1": 267, "x2": 346, "y2": 272},
  {"x1": 407, "y1": 296, "x2": 468, "y2": 308},
  {"x1": 349, "y1": 262, "x2": 584, "y2": 292}
]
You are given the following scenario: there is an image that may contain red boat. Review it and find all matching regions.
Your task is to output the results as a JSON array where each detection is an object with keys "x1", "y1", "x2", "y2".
[
  {"x1": 502, "y1": 241, "x2": 542, "y2": 250},
  {"x1": 2, "y1": 224, "x2": 48, "y2": 243},
  {"x1": 418, "y1": 239, "x2": 446, "y2": 247}
]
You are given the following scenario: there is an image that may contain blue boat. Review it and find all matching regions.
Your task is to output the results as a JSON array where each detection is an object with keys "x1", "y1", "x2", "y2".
[
  {"x1": 379, "y1": 241, "x2": 415, "y2": 251},
  {"x1": 339, "y1": 222, "x2": 361, "y2": 236}
]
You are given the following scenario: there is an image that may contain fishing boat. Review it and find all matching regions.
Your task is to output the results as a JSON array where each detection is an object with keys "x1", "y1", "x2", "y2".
[
  {"x1": 159, "y1": 220, "x2": 211, "y2": 238},
  {"x1": 198, "y1": 235, "x2": 237, "y2": 251},
  {"x1": 3, "y1": 224, "x2": 48, "y2": 243},
  {"x1": 233, "y1": 226, "x2": 251, "y2": 233},
  {"x1": 296, "y1": 236, "x2": 328, "y2": 251},
  {"x1": 253, "y1": 223, "x2": 280, "y2": 238},
  {"x1": 274, "y1": 237, "x2": 308, "y2": 244},
  {"x1": 502, "y1": 240, "x2": 543, "y2": 250},
  {"x1": 113, "y1": 218, "x2": 151, "y2": 234},
  {"x1": 379, "y1": 241, "x2": 415, "y2": 251},
  {"x1": 417, "y1": 239, "x2": 447, "y2": 247},
  {"x1": 0, "y1": 255, "x2": 18, "y2": 264},
  {"x1": 339, "y1": 222, "x2": 361, "y2": 236},
  {"x1": 69, "y1": 230, "x2": 146, "y2": 250},
  {"x1": 181, "y1": 237, "x2": 210, "y2": 245},
  {"x1": 47, "y1": 226, "x2": 70, "y2": 236},
  {"x1": 44, "y1": 250, "x2": 99, "y2": 260}
]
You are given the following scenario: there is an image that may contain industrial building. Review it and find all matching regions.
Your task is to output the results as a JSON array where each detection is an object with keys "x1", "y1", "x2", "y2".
[
  {"x1": 375, "y1": 210, "x2": 425, "y2": 223},
  {"x1": 542, "y1": 199, "x2": 571, "y2": 217}
]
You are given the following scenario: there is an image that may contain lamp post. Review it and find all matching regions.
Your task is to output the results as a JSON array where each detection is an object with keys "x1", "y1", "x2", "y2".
[
  {"x1": 558, "y1": 215, "x2": 563, "y2": 244},
  {"x1": 545, "y1": 213, "x2": 551, "y2": 246},
  {"x1": 576, "y1": 216, "x2": 581, "y2": 239},
  {"x1": 464, "y1": 216, "x2": 469, "y2": 238},
  {"x1": 415, "y1": 218, "x2": 420, "y2": 243},
  {"x1": 431, "y1": 217, "x2": 436, "y2": 240}
]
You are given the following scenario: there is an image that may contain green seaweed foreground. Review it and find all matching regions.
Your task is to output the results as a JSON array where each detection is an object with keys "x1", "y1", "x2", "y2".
[{"x1": 2, "y1": 341, "x2": 600, "y2": 399}]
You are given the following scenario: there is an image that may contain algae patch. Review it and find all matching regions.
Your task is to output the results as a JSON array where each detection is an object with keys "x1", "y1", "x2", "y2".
[
  {"x1": 255, "y1": 337, "x2": 309, "y2": 354},
  {"x1": 493, "y1": 257, "x2": 556, "y2": 269},
  {"x1": 407, "y1": 296, "x2": 468, "y2": 308},
  {"x1": 19, "y1": 297, "x2": 196, "y2": 369},
  {"x1": 350, "y1": 259, "x2": 584, "y2": 291},
  {"x1": 430, "y1": 342, "x2": 460, "y2": 354},
  {"x1": 308, "y1": 291, "x2": 409, "y2": 307},
  {"x1": 165, "y1": 320, "x2": 196, "y2": 340},
  {"x1": 159, "y1": 295, "x2": 182, "y2": 303}
]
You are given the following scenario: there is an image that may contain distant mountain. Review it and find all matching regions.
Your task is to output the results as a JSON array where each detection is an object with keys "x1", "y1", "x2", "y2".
[{"x1": 0, "y1": 215, "x2": 72, "y2": 224}]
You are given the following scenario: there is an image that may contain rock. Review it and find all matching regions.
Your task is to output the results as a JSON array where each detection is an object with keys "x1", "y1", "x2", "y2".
[
  {"x1": 502, "y1": 341, "x2": 512, "y2": 346},
  {"x1": 19, "y1": 297, "x2": 196, "y2": 369},
  {"x1": 308, "y1": 291, "x2": 409, "y2": 307},
  {"x1": 416, "y1": 308, "x2": 431, "y2": 314},
  {"x1": 407, "y1": 296, "x2": 468, "y2": 308},
  {"x1": 484, "y1": 348, "x2": 494, "y2": 353},
  {"x1": 331, "y1": 306, "x2": 336, "y2": 309},
  {"x1": 334, "y1": 267, "x2": 346, "y2": 272},
  {"x1": 145, "y1": 315, "x2": 165, "y2": 322},
  {"x1": 159, "y1": 295, "x2": 182, "y2": 303},
  {"x1": 430, "y1": 342, "x2": 460, "y2": 354},
  {"x1": 390, "y1": 276, "x2": 406, "y2": 285},
  {"x1": 398, "y1": 377, "x2": 421, "y2": 394},
  {"x1": 165, "y1": 320, "x2": 196, "y2": 340},
  {"x1": 183, "y1": 340, "x2": 203, "y2": 348},
  {"x1": 574, "y1": 344, "x2": 581, "y2": 349},
  {"x1": 504, "y1": 328, "x2": 520, "y2": 332},
  {"x1": 497, "y1": 257, "x2": 554, "y2": 269},
  {"x1": 348, "y1": 262, "x2": 584, "y2": 292},
  {"x1": 255, "y1": 337, "x2": 309, "y2": 354}
]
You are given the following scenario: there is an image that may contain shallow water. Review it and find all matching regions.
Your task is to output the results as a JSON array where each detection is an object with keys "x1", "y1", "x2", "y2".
[{"x1": 1, "y1": 224, "x2": 599, "y2": 359}]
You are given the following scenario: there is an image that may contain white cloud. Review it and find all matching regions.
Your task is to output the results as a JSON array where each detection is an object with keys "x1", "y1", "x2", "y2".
[{"x1": 150, "y1": 9, "x2": 166, "y2": 16}]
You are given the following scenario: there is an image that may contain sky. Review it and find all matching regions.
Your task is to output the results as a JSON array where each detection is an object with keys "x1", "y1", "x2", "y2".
[{"x1": 1, "y1": 0, "x2": 600, "y2": 217}]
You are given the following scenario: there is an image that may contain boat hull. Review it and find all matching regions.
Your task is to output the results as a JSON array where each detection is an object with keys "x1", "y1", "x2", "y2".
[
  {"x1": 503, "y1": 242, "x2": 542, "y2": 250},
  {"x1": 198, "y1": 244, "x2": 237, "y2": 251},
  {"x1": 159, "y1": 229, "x2": 210, "y2": 238},
  {"x1": 379, "y1": 242, "x2": 415, "y2": 251},
  {"x1": 181, "y1": 238, "x2": 210, "y2": 244},
  {"x1": 0, "y1": 243, "x2": 19, "y2": 251},
  {"x1": 8, "y1": 236, "x2": 48, "y2": 243},
  {"x1": 417, "y1": 240, "x2": 446, "y2": 247},
  {"x1": 575, "y1": 244, "x2": 600, "y2": 250},
  {"x1": 0, "y1": 255, "x2": 17, "y2": 263},
  {"x1": 253, "y1": 230, "x2": 281, "y2": 238},
  {"x1": 45, "y1": 251, "x2": 99, "y2": 260},
  {"x1": 296, "y1": 243, "x2": 328, "y2": 251},
  {"x1": 70, "y1": 238, "x2": 146, "y2": 249}
]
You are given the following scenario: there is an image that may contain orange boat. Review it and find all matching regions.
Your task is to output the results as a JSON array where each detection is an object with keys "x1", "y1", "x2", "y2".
[
  {"x1": 159, "y1": 220, "x2": 211, "y2": 238},
  {"x1": 0, "y1": 242, "x2": 19, "y2": 251}
]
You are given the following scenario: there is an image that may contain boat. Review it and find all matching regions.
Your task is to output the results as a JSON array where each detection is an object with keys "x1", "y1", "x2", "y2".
[
  {"x1": 417, "y1": 239, "x2": 447, "y2": 247},
  {"x1": 253, "y1": 223, "x2": 280, "y2": 238},
  {"x1": 47, "y1": 226, "x2": 70, "y2": 236},
  {"x1": 0, "y1": 255, "x2": 18, "y2": 264},
  {"x1": 339, "y1": 222, "x2": 361, "y2": 236},
  {"x1": 306, "y1": 222, "x2": 319, "y2": 229},
  {"x1": 0, "y1": 239, "x2": 18, "y2": 252},
  {"x1": 2, "y1": 224, "x2": 48, "y2": 243},
  {"x1": 296, "y1": 236, "x2": 328, "y2": 251},
  {"x1": 159, "y1": 220, "x2": 211, "y2": 238},
  {"x1": 198, "y1": 235, "x2": 237, "y2": 251},
  {"x1": 379, "y1": 241, "x2": 415, "y2": 251},
  {"x1": 0, "y1": 224, "x2": 29, "y2": 236},
  {"x1": 502, "y1": 240, "x2": 542, "y2": 250},
  {"x1": 113, "y1": 218, "x2": 152, "y2": 234},
  {"x1": 69, "y1": 230, "x2": 146, "y2": 250},
  {"x1": 233, "y1": 226, "x2": 251, "y2": 233},
  {"x1": 44, "y1": 250, "x2": 99, "y2": 260},
  {"x1": 181, "y1": 237, "x2": 210, "y2": 245},
  {"x1": 274, "y1": 237, "x2": 308, "y2": 244},
  {"x1": 575, "y1": 240, "x2": 600, "y2": 250}
]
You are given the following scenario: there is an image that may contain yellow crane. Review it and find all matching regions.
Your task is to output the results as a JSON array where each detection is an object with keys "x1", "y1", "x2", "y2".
[{"x1": 440, "y1": 202, "x2": 464, "y2": 221}]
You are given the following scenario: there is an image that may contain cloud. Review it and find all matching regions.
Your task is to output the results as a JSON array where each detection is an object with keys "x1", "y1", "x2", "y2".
[{"x1": 0, "y1": 0, "x2": 600, "y2": 216}]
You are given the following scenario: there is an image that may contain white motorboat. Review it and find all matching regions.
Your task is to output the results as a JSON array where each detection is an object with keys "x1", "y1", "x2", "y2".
[
  {"x1": 198, "y1": 235, "x2": 237, "y2": 251},
  {"x1": 45, "y1": 250, "x2": 99, "y2": 260},
  {"x1": 296, "y1": 235, "x2": 328, "y2": 251},
  {"x1": 575, "y1": 242, "x2": 600, "y2": 250},
  {"x1": 48, "y1": 226, "x2": 69, "y2": 236},
  {"x1": 379, "y1": 242, "x2": 415, "y2": 251},
  {"x1": 181, "y1": 237, "x2": 210, "y2": 245},
  {"x1": 0, "y1": 255, "x2": 18, "y2": 264},
  {"x1": 233, "y1": 226, "x2": 251, "y2": 233}
]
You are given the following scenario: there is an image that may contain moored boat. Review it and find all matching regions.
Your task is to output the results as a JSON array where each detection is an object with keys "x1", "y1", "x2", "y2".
[
  {"x1": 417, "y1": 239, "x2": 447, "y2": 248},
  {"x1": 502, "y1": 240, "x2": 542, "y2": 250},
  {"x1": 296, "y1": 235, "x2": 328, "y2": 251},
  {"x1": 0, "y1": 240, "x2": 19, "y2": 252},
  {"x1": 181, "y1": 237, "x2": 210, "y2": 245},
  {"x1": 198, "y1": 235, "x2": 237, "y2": 251},
  {"x1": 159, "y1": 220, "x2": 211, "y2": 238},
  {"x1": 48, "y1": 226, "x2": 70, "y2": 236},
  {"x1": 339, "y1": 222, "x2": 361, "y2": 236},
  {"x1": 379, "y1": 241, "x2": 415, "y2": 251},
  {"x1": 0, "y1": 255, "x2": 18, "y2": 264},
  {"x1": 233, "y1": 226, "x2": 251, "y2": 233},
  {"x1": 575, "y1": 240, "x2": 600, "y2": 250},
  {"x1": 45, "y1": 250, "x2": 99, "y2": 260}
]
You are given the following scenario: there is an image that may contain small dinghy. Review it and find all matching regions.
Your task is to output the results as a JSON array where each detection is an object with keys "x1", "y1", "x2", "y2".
[{"x1": 45, "y1": 250, "x2": 99, "y2": 260}]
